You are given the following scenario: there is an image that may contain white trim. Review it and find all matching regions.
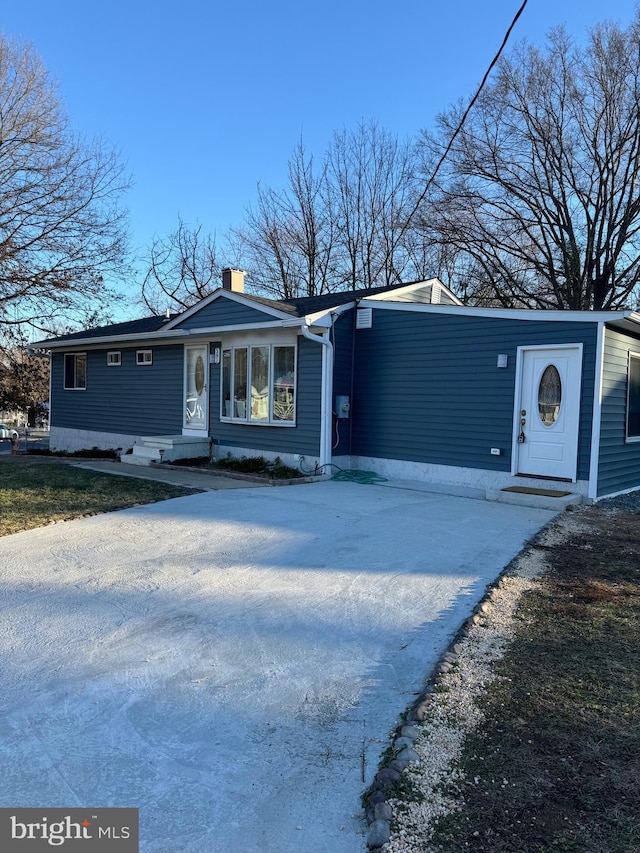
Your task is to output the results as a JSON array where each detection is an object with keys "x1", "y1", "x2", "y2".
[
  {"x1": 136, "y1": 349, "x2": 153, "y2": 365},
  {"x1": 183, "y1": 344, "x2": 210, "y2": 434},
  {"x1": 63, "y1": 352, "x2": 87, "y2": 390},
  {"x1": 36, "y1": 329, "x2": 185, "y2": 350},
  {"x1": 106, "y1": 350, "x2": 121, "y2": 366},
  {"x1": 219, "y1": 341, "x2": 298, "y2": 426},
  {"x1": 371, "y1": 278, "x2": 462, "y2": 305},
  {"x1": 34, "y1": 321, "x2": 295, "y2": 351},
  {"x1": 512, "y1": 343, "x2": 583, "y2": 482},
  {"x1": 626, "y1": 350, "x2": 640, "y2": 442},
  {"x1": 588, "y1": 322, "x2": 606, "y2": 500},
  {"x1": 591, "y1": 483, "x2": 640, "y2": 501},
  {"x1": 362, "y1": 299, "x2": 640, "y2": 326},
  {"x1": 510, "y1": 348, "x2": 526, "y2": 473}
]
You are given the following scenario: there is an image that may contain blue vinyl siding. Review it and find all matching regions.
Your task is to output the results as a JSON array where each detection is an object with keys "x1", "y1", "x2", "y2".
[
  {"x1": 352, "y1": 310, "x2": 597, "y2": 478},
  {"x1": 209, "y1": 336, "x2": 321, "y2": 457},
  {"x1": 173, "y1": 296, "x2": 278, "y2": 330},
  {"x1": 51, "y1": 345, "x2": 184, "y2": 437},
  {"x1": 332, "y1": 310, "x2": 356, "y2": 454},
  {"x1": 597, "y1": 326, "x2": 640, "y2": 496}
]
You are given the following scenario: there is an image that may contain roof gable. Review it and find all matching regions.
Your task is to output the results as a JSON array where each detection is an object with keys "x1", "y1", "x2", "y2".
[{"x1": 164, "y1": 289, "x2": 294, "y2": 330}]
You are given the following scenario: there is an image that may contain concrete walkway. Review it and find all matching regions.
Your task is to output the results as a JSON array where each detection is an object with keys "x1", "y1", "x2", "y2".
[
  {"x1": 70, "y1": 458, "x2": 268, "y2": 490},
  {"x1": 0, "y1": 479, "x2": 556, "y2": 852}
]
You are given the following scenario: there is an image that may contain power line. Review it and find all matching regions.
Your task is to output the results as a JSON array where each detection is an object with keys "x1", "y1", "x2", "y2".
[{"x1": 402, "y1": 0, "x2": 529, "y2": 235}]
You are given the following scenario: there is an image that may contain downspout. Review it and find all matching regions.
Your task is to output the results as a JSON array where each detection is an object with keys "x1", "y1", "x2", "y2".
[{"x1": 300, "y1": 323, "x2": 334, "y2": 471}]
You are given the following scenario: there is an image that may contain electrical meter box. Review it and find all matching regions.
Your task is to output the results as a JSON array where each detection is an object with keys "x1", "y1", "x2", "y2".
[{"x1": 335, "y1": 395, "x2": 350, "y2": 418}]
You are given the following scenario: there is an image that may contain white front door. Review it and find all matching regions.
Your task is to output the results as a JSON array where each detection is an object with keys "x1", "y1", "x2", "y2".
[
  {"x1": 184, "y1": 345, "x2": 209, "y2": 434},
  {"x1": 514, "y1": 345, "x2": 582, "y2": 481}
]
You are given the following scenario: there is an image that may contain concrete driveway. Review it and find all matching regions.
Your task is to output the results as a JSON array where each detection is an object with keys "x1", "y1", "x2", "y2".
[{"x1": 0, "y1": 481, "x2": 555, "y2": 852}]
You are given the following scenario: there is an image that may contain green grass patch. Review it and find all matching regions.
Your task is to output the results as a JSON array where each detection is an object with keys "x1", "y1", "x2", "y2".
[
  {"x1": 0, "y1": 460, "x2": 194, "y2": 536},
  {"x1": 429, "y1": 506, "x2": 640, "y2": 852}
]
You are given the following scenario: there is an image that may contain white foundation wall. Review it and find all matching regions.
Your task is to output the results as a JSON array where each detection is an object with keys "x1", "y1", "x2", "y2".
[
  {"x1": 213, "y1": 443, "x2": 319, "y2": 474},
  {"x1": 50, "y1": 427, "x2": 141, "y2": 454},
  {"x1": 348, "y1": 455, "x2": 590, "y2": 498}
]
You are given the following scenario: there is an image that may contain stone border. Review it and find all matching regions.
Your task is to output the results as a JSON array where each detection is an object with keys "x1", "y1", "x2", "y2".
[{"x1": 361, "y1": 514, "x2": 565, "y2": 851}]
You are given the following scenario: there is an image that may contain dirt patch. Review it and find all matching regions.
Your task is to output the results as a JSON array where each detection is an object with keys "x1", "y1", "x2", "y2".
[{"x1": 381, "y1": 500, "x2": 640, "y2": 853}]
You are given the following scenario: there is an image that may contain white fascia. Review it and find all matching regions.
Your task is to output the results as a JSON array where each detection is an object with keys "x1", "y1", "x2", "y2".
[
  {"x1": 293, "y1": 304, "x2": 353, "y2": 328},
  {"x1": 362, "y1": 300, "x2": 640, "y2": 325},
  {"x1": 33, "y1": 328, "x2": 187, "y2": 352},
  {"x1": 372, "y1": 277, "x2": 462, "y2": 306},
  {"x1": 36, "y1": 320, "x2": 298, "y2": 352}
]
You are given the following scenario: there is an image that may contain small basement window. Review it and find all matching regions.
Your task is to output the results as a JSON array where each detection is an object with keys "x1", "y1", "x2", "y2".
[
  {"x1": 627, "y1": 352, "x2": 640, "y2": 439},
  {"x1": 107, "y1": 351, "x2": 121, "y2": 366},
  {"x1": 136, "y1": 349, "x2": 153, "y2": 365},
  {"x1": 64, "y1": 353, "x2": 87, "y2": 389}
]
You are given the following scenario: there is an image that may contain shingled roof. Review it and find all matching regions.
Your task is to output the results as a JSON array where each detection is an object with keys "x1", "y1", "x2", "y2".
[
  {"x1": 35, "y1": 281, "x2": 421, "y2": 347},
  {"x1": 242, "y1": 281, "x2": 421, "y2": 317},
  {"x1": 39, "y1": 314, "x2": 172, "y2": 345}
]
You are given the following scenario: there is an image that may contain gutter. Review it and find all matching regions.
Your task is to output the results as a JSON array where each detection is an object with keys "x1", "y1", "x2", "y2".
[{"x1": 300, "y1": 323, "x2": 334, "y2": 471}]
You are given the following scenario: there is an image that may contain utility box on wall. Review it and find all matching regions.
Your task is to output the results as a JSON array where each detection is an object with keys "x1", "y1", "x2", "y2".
[{"x1": 335, "y1": 395, "x2": 350, "y2": 418}]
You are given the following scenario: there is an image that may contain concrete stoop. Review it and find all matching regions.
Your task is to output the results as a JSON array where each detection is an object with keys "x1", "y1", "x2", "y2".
[
  {"x1": 120, "y1": 435, "x2": 210, "y2": 466},
  {"x1": 379, "y1": 478, "x2": 583, "y2": 510},
  {"x1": 486, "y1": 485, "x2": 584, "y2": 511}
]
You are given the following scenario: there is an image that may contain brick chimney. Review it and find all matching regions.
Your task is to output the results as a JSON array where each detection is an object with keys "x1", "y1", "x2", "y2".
[{"x1": 222, "y1": 268, "x2": 245, "y2": 293}]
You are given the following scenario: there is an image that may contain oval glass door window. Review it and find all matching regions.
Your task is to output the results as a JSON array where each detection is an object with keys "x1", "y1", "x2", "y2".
[
  {"x1": 538, "y1": 364, "x2": 562, "y2": 426},
  {"x1": 195, "y1": 355, "x2": 205, "y2": 395}
]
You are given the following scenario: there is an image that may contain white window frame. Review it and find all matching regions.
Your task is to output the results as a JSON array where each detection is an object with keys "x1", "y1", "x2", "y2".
[
  {"x1": 221, "y1": 342, "x2": 297, "y2": 426},
  {"x1": 136, "y1": 349, "x2": 153, "y2": 366},
  {"x1": 63, "y1": 353, "x2": 87, "y2": 390},
  {"x1": 626, "y1": 351, "x2": 640, "y2": 442},
  {"x1": 107, "y1": 351, "x2": 121, "y2": 366}
]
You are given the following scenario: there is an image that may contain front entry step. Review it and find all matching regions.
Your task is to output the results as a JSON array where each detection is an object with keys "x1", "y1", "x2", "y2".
[
  {"x1": 486, "y1": 485, "x2": 583, "y2": 511},
  {"x1": 121, "y1": 435, "x2": 210, "y2": 466}
]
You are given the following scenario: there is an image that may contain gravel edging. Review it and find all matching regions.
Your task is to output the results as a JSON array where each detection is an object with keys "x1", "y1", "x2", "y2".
[{"x1": 361, "y1": 512, "x2": 585, "y2": 852}]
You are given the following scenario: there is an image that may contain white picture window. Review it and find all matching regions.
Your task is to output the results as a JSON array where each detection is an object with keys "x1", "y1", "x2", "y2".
[
  {"x1": 221, "y1": 344, "x2": 296, "y2": 424},
  {"x1": 136, "y1": 349, "x2": 153, "y2": 365},
  {"x1": 107, "y1": 351, "x2": 121, "y2": 366},
  {"x1": 64, "y1": 353, "x2": 87, "y2": 389}
]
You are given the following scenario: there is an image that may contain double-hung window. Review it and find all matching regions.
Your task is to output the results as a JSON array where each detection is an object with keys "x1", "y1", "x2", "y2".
[
  {"x1": 221, "y1": 344, "x2": 296, "y2": 424},
  {"x1": 64, "y1": 353, "x2": 87, "y2": 389},
  {"x1": 627, "y1": 352, "x2": 640, "y2": 440}
]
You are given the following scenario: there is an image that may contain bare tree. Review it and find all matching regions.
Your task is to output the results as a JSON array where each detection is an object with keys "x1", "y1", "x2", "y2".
[
  {"x1": 0, "y1": 36, "x2": 130, "y2": 332},
  {"x1": 419, "y1": 17, "x2": 640, "y2": 310},
  {"x1": 326, "y1": 121, "x2": 419, "y2": 289},
  {"x1": 236, "y1": 125, "x2": 432, "y2": 299},
  {"x1": 140, "y1": 216, "x2": 222, "y2": 313},
  {"x1": 236, "y1": 141, "x2": 336, "y2": 298},
  {"x1": 0, "y1": 327, "x2": 49, "y2": 424}
]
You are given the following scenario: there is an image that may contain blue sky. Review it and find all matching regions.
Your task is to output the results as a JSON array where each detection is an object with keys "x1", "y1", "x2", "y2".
[{"x1": 2, "y1": 0, "x2": 639, "y2": 310}]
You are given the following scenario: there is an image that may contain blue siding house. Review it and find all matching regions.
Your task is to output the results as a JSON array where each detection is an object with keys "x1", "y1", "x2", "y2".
[{"x1": 35, "y1": 269, "x2": 640, "y2": 501}]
